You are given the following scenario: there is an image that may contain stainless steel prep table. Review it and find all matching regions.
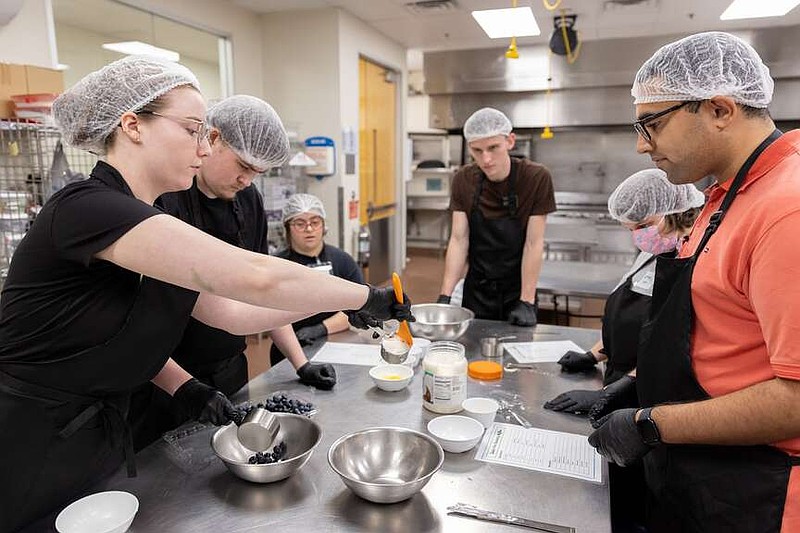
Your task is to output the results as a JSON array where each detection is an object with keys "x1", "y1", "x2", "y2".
[{"x1": 37, "y1": 321, "x2": 608, "y2": 532}]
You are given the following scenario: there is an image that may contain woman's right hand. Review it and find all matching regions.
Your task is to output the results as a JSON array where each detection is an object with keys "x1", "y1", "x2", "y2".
[
  {"x1": 349, "y1": 286, "x2": 414, "y2": 329},
  {"x1": 557, "y1": 350, "x2": 598, "y2": 373}
]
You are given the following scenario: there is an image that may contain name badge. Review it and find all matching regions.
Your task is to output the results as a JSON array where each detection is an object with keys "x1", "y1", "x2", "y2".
[{"x1": 310, "y1": 261, "x2": 333, "y2": 275}]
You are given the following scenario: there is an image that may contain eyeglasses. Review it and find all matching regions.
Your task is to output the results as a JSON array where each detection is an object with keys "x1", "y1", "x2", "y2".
[
  {"x1": 289, "y1": 217, "x2": 323, "y2": 230},
  {"x1": 138, "y1": 111, "x2": 209, "y2": 146},
  {"x1": 633, "y1": 101, "x2": 696, "y2": 143}
]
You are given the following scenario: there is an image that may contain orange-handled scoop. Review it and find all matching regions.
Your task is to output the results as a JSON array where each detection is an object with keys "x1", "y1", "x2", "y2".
[{"x1": 391, "y1": 272, "x2": 414, "y2": 347}]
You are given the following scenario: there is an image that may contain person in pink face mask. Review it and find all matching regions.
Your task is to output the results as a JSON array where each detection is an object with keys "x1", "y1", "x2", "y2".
[{"x1": 545, "y1": 167, "x2": 703, "y2": 531}]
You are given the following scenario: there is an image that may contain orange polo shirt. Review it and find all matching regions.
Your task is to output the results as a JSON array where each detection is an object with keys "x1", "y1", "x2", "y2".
[{"x1": 679, "y1": 130, "x2": 800, "y2": 530}]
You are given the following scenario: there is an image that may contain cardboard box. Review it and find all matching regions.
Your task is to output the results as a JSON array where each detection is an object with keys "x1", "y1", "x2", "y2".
[{"x1": 0, "y1": 63, "x2": 64, "y2": 119}]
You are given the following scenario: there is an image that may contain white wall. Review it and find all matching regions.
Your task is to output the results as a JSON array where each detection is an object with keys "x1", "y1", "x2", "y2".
[{"x1": 0, "y1": 0, "x2": 57, "y2": 67}]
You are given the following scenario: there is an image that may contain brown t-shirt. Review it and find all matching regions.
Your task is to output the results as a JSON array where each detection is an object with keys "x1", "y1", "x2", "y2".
[{"x1": 450, "y1": 157, "x2": 556, "y2": 233}]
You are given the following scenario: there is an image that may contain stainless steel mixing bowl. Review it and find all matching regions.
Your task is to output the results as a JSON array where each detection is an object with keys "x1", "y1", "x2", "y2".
[
  {"x1": 327, "y1": 427, "x2": 444, "y2": 503},
  {"x1": 408, "y1": 304, "x2": 475, "y2": 341},
  {"x1": 212, "y1": 413, "x2": 321, "y2": 483}
]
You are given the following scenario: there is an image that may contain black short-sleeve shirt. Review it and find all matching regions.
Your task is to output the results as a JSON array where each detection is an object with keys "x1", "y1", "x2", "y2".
[{"x1": 0, "y1": 161, "x2": 198, "y2": 377}]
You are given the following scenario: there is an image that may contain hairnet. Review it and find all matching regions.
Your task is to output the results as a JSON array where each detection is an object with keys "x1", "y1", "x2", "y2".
[
  {"x1": 53, "y1": 55, "x2": 200, "y2": 155},
  {"x1": 608, "y1": 169, "x2": 705, "y2": 224},
  {"x1": 632, "y1": 32, "x2": 773, "y2": 108},
  {"x1": 463, "y1": 107, "x2": 512, "y2": 142},
  {"x1": 207, "y1": 95, "x2": 290, "y2": 171},
  {"x1": 282, "y1": 193, "x2": 327, "y2": 223}
]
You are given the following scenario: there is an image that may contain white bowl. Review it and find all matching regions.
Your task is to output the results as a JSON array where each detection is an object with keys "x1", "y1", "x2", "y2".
[
  {"x1": 427, "y1": 415, "x2": 484, "y2": 453},
  {"x1": 56, "y1": 491, "x2": 139, "y2": 533},
  {"x1": 369, "y1": 364, "x2": 414, "y2": 392},
  {"x1": 462, "y1": 397, "x2": 500, "y2": 428}
]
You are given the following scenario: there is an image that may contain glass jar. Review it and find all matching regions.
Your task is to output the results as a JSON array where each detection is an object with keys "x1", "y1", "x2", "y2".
[{"x1": 422, "y1": 341, "x2": 467, "y2": 413}]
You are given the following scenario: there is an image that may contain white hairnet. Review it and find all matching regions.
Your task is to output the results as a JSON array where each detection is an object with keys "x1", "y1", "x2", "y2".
[
  {"x1": 282, "y1": 193, "x2": 327, "y2": 223},
  {"x1": 632, "y1": 32, "x2": 773, "y2": 108},
  {"x1": 608, "y1": 169, "x2": 705, "y2": 224},
  {"x1": 208, "y1": 95, "x2": 290, "y2": 171},
  {"x1": 463, "y1": 107, "x2": 512, "y2": 142},
  {"x1": 53, "y1": 55, "x2": 200, "y2": 155}
]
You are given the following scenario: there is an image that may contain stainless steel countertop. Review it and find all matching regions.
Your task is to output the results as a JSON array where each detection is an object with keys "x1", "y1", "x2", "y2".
[
  {"x1": 537, "y1": 260, "x2": 630, "y2": 299},
  {"x1": 38, "y1": 321, "x2": 607, "y2": 532}
]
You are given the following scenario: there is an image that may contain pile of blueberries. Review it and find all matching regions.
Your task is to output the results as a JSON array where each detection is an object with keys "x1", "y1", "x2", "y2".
[
  {"x1": 244, "y1": 394, "x2": 315, "y2": 416},
  {"x1": 248, "y1": 441, "x2": 288, "y2": 465}
]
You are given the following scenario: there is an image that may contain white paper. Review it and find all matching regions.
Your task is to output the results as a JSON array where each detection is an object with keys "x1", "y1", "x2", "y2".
[
  {"x1": 310, "y1": 342, "x2": 382, "y2": 366},
  {"x1": 504, "y1": 340, "x2": 585, "y2": 363},
  {"x1": 475, "y1": 423, "x2": 602, "y2": 483}
]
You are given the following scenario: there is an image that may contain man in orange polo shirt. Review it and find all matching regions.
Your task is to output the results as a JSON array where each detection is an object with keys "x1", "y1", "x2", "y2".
[{"x1": 588, "y1": 32, "x2": 800, "y2": 532}]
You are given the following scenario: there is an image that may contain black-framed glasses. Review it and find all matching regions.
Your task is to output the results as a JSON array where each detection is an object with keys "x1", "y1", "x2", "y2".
[
  {"x1": 633, "y1": 101, "x2": 696, "y2": 143},
  {"x1": 138, "y1": 111, "x2": 209, "y2": 145},
  {"x1": 289, "y1": 217, "x2": 324, "y2": 231}
]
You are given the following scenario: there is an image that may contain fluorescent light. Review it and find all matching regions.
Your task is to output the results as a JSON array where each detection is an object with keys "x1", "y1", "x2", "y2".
[
  {"x1": 720, "y1": 0, "x2": 800, "y2": 19},
  {"x1": 472, "y1": 7, "x2": 540, "y2": 39},
  {"x1": 55, "y1": 63, "x2": 70, "y2": 71},
  {"x1": 101, "y1": 41, "x2": 180, "y2": 62}
]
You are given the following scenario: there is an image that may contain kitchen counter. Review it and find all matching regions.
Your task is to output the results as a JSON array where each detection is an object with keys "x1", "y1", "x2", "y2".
[
  {"x1": 29, "y1": 321, "x2": 608, "y2": 532},
  {"x1": 537, "y1": 260, "x2": 630, "y2": 299}
]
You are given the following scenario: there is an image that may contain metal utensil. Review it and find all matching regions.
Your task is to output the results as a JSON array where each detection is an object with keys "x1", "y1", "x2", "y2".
[
  {"x1": 408, "y1": 303, "x2": 475, "y2": 340},
  {"x1": 480, "y1": 335, "x2": 515, "y2": 358},
  {"x1": 447, "y1": 503, "x2": 575, "y2": 533},
  {"x1": 380, "y1": 334, "x2": 410, "y2": 364},
  {"x1": 237, "y1": 407, "x2": 281, "y2": 452}
]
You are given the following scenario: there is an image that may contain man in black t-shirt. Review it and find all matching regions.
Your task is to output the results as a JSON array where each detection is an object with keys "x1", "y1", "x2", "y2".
[
  {"x1": 270, "y1": 193, "x2": 364, "y2": 366},
  {"x1": 129, "y1": 96, "x2": 336, "y2": 450}
]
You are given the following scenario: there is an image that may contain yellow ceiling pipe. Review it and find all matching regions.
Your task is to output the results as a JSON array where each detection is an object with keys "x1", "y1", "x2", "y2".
[{"x1": 505, "y1": 0, "x2": 519, "y2": 59}]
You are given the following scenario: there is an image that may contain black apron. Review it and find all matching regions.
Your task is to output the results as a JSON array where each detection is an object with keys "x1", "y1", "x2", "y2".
[
  {"x1": 462, "y1": 164, "x2": 525, "y2": 321},
  {"x1": 0, "y1": 274, "x2": 197, "y2": 532},
  {"x1": 637, "y1": 129, "x2": 800, "y2": 533}
]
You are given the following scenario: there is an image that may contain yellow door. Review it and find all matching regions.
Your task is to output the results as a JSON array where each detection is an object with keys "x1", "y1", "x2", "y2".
[{"x1": 359, "y1": 57, "x2": 397, "y2": 224}]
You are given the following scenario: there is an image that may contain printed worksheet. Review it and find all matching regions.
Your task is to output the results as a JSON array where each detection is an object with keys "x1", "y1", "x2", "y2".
[
  {"x1": 310, "y1": 342, "x2": 382, "y2": 366},
  {"x1": 504, "y1": 340, "x2": 585, "y2": 363},
  {"x1": 475, "y1": 423, "x2": 603, "y2": 483}
]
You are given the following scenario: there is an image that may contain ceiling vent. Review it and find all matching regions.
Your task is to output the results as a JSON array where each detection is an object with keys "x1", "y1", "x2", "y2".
[
  {"x1": 405, "y1": 0, "x2": 458, "y2": 16},
  {"x1": 603, "y1": 0, "x2": 659, "y2": 12}
]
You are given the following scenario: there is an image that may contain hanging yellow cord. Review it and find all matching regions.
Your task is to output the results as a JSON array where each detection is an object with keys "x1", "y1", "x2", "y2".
[
  {"x1": 541, "y1": 50, "x2": 554, "y2": 139},
  {"x1": 505, "y1": 0, "x2": 519, "y2": 59},
  {"x1": 543, "y1": 0, "x2": 562, "y2": 10},
  {"x1": 560, "y1": 9, "x2": 582, "y2": 64}
]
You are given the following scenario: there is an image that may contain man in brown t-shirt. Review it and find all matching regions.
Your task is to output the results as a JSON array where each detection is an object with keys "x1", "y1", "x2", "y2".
[{"x1": 437, "y1": 107, "x2": 556, "y2": 325}]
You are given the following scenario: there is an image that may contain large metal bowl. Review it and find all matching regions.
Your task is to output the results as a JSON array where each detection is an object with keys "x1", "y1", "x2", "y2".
[
  {"x1": 328, "y1": 427, "x2": 444, "y2": 504},
  {"x1": 408, "y1": 304, "x2": 474, "y2": 340},
  {"x1": 212, "y1": 413, "x2": 321, "y2": 483}
]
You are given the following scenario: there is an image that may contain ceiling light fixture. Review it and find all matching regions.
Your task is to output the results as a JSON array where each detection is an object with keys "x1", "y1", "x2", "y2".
[
  {"x1": 720, "y1": 0, "x2": 800, "y2": 20},
  {"x1": 472, "y1": 7, "x2": 541, "y2": 39},
  {"x1": 101, "y1": 41, "x2": 180, "y2": 62}
]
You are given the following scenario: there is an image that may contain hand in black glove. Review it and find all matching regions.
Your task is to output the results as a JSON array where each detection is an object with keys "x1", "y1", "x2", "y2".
[
  {"x1": 557, "y1": 350, "x2": 598, "y2": 373},
  {"x1": 589, "y1": 375, "x2": 637, "y2": 429},
  {"x1": 508, "y1": 300, "x2": 537, "y2": 327},
  {"x1": 297, "y1": 362, "x2": 337, "y2": 390},
  {"x1": 351, "y1": 286, "x2": 414, "y2": 329},
  {"x1": 294, "y1": 323, "x2": 328, "y2": 346},
  {"x1": 543, "y1": 389, "x2": 603, "y2": 414},
  {"x1": 588, "y1": 408, "x2": 653, "y2": 467},
  {"x1": 172, "y1": 378, "x2": 241, "y2": 426},
  {"x1": 436, "y1": 294, "x2": 451, "y2": 304}
]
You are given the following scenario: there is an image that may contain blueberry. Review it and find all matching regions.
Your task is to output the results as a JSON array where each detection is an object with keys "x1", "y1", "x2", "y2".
[{"x1": 248, "y1": 456, "x2": 257, "y2": 464}]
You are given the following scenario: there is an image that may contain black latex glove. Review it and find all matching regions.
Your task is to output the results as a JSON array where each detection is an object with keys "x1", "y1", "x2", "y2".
[
  {"x1": 557, "y1": 350, "x2": 598, "y2": 373},
  {"x1": 172, "y1": 378, "x2": 241, "y2": 426},
  {"x1": 436, "y1": 294, "x2": 451, "y2": 304},
  {"x1": 543, "y1": 389, "x2": 603, "y2": 414},
  {"x1": 349, "y1": 286, "x2": 415, "y2": 331},
  {"x1": 588, "y1": 408, "x2": 653, "y2": 467},
  {"x1": 589, "y1": 375, "x2": 638, "y2": 429},
  {"x1": 295, "y1": 323, "x2": 328, "y2": 346},
  {"x1": 297, "y1": 362, "x2": 337, "y2": 390},
  {"x1": 508, "y1": 300, "x2": 537, "y2": 327}
]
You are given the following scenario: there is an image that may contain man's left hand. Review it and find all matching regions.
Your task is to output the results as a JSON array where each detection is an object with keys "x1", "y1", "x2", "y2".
[
  {"x1": 588, "y1": 408, "x2": 653, "y2": 467},
  {"x1": 508, "y1": 300, "x2": 537, "y2": 326},
  {"x1": 295, "y1": 323, "x2": 328, "y2": 346},
  {"x1": 297, "y1": 362, "x2": 337, "y2": 390}
]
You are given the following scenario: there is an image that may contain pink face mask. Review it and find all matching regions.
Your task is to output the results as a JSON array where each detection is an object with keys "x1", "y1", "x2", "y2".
[{"x1": 632, "y1": 225, "x2": 679, "y2": 255}]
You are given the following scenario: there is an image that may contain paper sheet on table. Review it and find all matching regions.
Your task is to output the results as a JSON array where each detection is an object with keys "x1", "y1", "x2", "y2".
[
  {"x1": 475, "y1": 423, "x2": 602, "y2": 483},
  {"x1": 504, "y1": 340, "x2": 585, "y2": 363},
  {"x1": 310, "y1": 342, "x2": 381, "y2": 366}
]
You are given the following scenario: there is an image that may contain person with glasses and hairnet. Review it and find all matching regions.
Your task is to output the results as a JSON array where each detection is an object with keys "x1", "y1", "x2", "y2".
[
  {"x1": 127, "y1": 96, "x2": 338, "y2": 452},
  {"x1": 437, "y1": 107, "x2": 555, "y2": 326},
  {"x1": 0, "y1": 57, "x2": 410, "y2": 531},
  {"x1": 587, "y1": 32, "x2": 800, "y2": 532},
  {"x1": 269, "y1": 193, "x2": 364, "y2": 366},
  {"x1": 545, "y1": 168, "x2": 703, "y2": 531}
]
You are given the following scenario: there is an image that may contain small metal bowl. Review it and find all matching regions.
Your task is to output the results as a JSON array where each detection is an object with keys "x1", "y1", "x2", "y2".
[
  {"x1": 408, "y1": 304, "x2": 475, "y2": 341},
  {"x1": 328, "y1": 427, "x2": 444, "y2": 503},
  {"x1": 212, "y1": 413, "x2": 321, "y2": 483}
]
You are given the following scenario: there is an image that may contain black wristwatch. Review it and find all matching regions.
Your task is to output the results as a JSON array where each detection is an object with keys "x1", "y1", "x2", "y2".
[{"x1": 636, "y1": 407, "x2": 661, "y2": 446}]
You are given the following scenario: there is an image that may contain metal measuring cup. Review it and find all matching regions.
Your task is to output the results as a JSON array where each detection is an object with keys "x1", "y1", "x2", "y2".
[
  {"x1": 380, "y1": 334, "x2": 410, "y2": 364},
  {"x1": 480, "y1": 335, "x2": 515, "y2": 359},
  {"x1": 237, "y1": 407, "x2": 281, "y2": 452}
]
